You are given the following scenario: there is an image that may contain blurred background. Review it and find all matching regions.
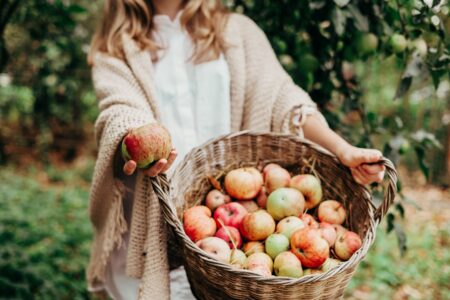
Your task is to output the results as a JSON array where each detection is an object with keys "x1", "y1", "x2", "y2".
[{"x1": 0, "y1": 0, "x2": 449, "y2": 299}]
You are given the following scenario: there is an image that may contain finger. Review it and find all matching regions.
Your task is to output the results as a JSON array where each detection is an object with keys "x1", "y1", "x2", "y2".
[
  {"x1": 353, "y1": 149, "x2": 383, "y2": 166},
  {"x1": 351, "y1": 168, "x2": 370, "y2": 185},
  {"x1": 357, "y1": 166, "x2": 385, "y2": 184},
  {"x1": 361, "y1": 163, "x2": 385, "y2": 175},
  {"x1": 123, "y1": 160, "x2": 137, "y2": 176},
  {"x1": 162, "y1": 150, "x2": 178, "y2": 173},
  {"x1": 145, "y1": 159, "x2": 167, "y2": 177}
]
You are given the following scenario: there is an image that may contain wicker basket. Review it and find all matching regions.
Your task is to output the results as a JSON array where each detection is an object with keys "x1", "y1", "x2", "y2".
[{"x1": 151, "y1": 131, "x2": 397, "y2": 300}]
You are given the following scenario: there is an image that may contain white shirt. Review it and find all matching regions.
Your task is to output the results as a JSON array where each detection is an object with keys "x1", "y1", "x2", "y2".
[{"x1": 152, "y1": 12, "x2": 231, "y2": 163}]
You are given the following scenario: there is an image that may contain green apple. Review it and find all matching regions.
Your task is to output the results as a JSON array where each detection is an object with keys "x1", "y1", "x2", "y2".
[
  {"x1": 230, "y1": 249, "x2": 247, "y2": 269},
  {"x1": 265, "y1": 233, "x2": 290, "y2": 260},
  {"x1": 276, "y1": 216, "x2": 305, "y2": 239},
  {"x1": 273, "y1": 251, "x2": 303, "y2": 278},
  {"x1": 389, "y1": 33, "x2": 407, "y2": 53},
  {"x1": 320, "y1": 258, "x2": 342, "y2": 272},
  {"x1": 267, "y1": 188, "x2": 305, "y2": 221}
]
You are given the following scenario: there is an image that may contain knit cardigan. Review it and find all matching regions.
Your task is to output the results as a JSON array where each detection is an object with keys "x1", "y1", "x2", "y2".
[{"x1": 86, "y1": 13, "x2": 327, "y2": 299}]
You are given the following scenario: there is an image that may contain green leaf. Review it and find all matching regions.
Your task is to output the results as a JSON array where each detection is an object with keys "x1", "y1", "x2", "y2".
[
  {"x1": 386, "y1": 213, "x2": 395, "y2": 233},
  {"x1": 348, "y1": 4, "x2": 369, "y2": 32},
  {"x1": 394, "y1": 223, "x2": 407, "y2": 256},
  {"x1": 332, "y1": 7, "x2": 347, "y2": 36},
  {"x1": 394, "y1": 76, "x2": 412, "y2": 99},
  {"x1": 333, "y1": 0, "x2": 350, "y2": 8}
]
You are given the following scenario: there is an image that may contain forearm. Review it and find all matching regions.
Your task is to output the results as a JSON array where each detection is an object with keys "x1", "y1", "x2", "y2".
[{"x1": 302, "y1": 114, "x2": 351, "y2": 157}]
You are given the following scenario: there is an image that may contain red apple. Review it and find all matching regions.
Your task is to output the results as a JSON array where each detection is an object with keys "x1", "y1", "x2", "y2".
[
  {"x1": 276, "y1": 216, "x2": 305, "y2": 239},
  {"x1": 239, "y1": 200, "x2": 259, "y2": 213},
  {"x1": 256, "y1": 186, "x2": 268, "y2": 208},
  {"x1": 183, "y1": 205, "x2": 216, "y2": 242},
  {"x1": 332, "y1": 224, "x2": 348, "y2": 238},
  {"x1": 196, "y1": 237, "x2": 231, "y2": 263},
  {"x1": 318, "y1": 200, "x2": 346, "y2": 225},
  {"x1": 265, "y1": 167, "x2": 291, "y2": 194},
  {"x1": 267, "y1": 188, "x2": 305, "y2": 221},
  {"x1": 334, "y1": 231, "x2": 362, "y2": 261},
  {"x1": 319, "y1": 222, "x2": 337, "y2": 247},
  {"x1": 213, "y1": 202, "x2": 248, "y2": 229},
  {"x1": 224, "y1": 167, "x2": 263, "y2": 200},
  {"x1": 215, "y1": 226, "x2": 243, "y2": 249},
  {"x1": 290, "y1": 227, "x2": 329, "y2": 268},
  {"x1": 300, "y1": 213, "x2": 319, "y2": 229},
  {"x1": 262, "y1": 163, "x2": 283, "y2": 180},
  {"x1": 244, "y1": 252, "x2": 273, "y2": 276},
  {"x1": 290, "y1": 174, "x2": 323, "y2": 209},
  {"x1": 243, "y1": 241, "x2": 265, "y2": 256},
  {"x1": 121, "y1": 123, "x2": 172, "y2": 168},
  {"x1": 240, "y1": 210, "x2": 275, "y2": 241},
  {"x1": 205, "y1": 189, "x2": 231, "y2": 212}
]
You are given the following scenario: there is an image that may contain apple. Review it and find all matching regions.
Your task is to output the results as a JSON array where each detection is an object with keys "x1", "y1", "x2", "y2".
[
  {"x1": 290, "y1": 227, "x2": 329, "y2": 268},
  {"x1": 240, "y1": 210, "x2": 275, "y2": 241},
  {"x1": 214, "y1": 202, "x2": 247, "y2": 229},
  {"x1": 273, "y1": 251, "x2": 303, "y2": 278},
  {"x1": 121, "y1": 123, "x2": 172, "y2": 168},
  {"x1": 230, "y1": 249, "x2": 247, "y2": 269},
  {"x1": 317, "y1": 200, "x2": 346, "y2": 225},
  {"x1": 239, "y1": 200, "x2": 259, "y2": 213},
  {"x1": 300, "y1": 213, "x2": 319, "y2": 229},
  {"x1": 319, "y1": 222, "x2": 337, "y2": 247},
  {"x1": 243, "y1": 241, "x2": 264, "y2": 256},
  {"x1": 224, "y1": 167, "x2": 263, "y2": 200},
  {"x1": 196, "y1": 237, "x2": 231, "y2": 263},
  {"x1": 183, "y1": 205, "x2": 216, "y2": 242},
  {"x1": 205, "y1": 189, "x2": 231, "y2": 212},
  {"x1": 320, "y1": 258, "x2": 342, "y2": 272},
  {"x1": 215, "y1": 225, "x2": 243, "y2": 249},
  {"x1": 276, "y1": 216, "x2": 305, "y2": 239},
  {"x1": 265, "y1": 166, "x2": 291, "y2": 194},
  {"x1": 256, "y1": 186, "x2": 268, "y2": 208},
  {"x1": 334, "y1": 231, "x2": 362, "y2": 261},
  {"x1": 262, "y1": 163, "x2": 283, "y2": 180},
  {"x1": 303, "y1": 268, "x2": 323, "y2": 276},
  {"x1": 267, "y1": 188, "x2": 305, "y2": 221},
  {"x1": 290, "y1": 174, "x2": 323, "y2": 209},
  {"x1": 265, "y1": 233, "x2": 290, "y2": 260},
  {"x1": 244, "y1": 252, "x2": 273, "y2": 273},
  {"x1": 332, "y1": 224, "x2": 348, "y2": 239}
]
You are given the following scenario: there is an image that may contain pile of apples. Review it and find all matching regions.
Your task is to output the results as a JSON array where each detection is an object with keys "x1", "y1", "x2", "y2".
[{"x1": 183, "y1": 164, "x2": 362, "y2": 278}]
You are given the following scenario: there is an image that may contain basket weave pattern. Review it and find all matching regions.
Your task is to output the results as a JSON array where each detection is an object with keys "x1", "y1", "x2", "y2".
[{"x1": 152, "y1": 131, "x2": 397, "y2": 300}]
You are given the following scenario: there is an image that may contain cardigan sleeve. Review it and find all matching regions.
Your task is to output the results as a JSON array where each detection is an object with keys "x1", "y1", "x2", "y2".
[{"x1": 236, "y1": 14, "x2": 328, "y2": 133}]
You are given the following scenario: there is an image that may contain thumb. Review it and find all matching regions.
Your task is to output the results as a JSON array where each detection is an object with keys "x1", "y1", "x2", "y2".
[{"x1": 123, "y1": 160, "x2": 137, "y2": 176}]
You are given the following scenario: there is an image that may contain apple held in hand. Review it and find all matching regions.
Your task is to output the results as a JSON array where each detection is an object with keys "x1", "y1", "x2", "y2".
[
  {"x1": 276, "y1": 216, "x2": 305, "y2": 240},
  {"x1": 264, "y1": 166, "x2": 291, "y2": 194},
  {"x1": 230, "y1": 249, "x2": 247, "y2": 269},
  {"x1": 267, "y1": 188, "x2": 305, "y2": 221},
  {"x1": 214, "y1": 202, "x2": 247, "y2": 229},
  {"x1": 205, "y1": 189, "x2": 231, "y2": 212},
  {"x1": 290, "y1": 174, "x2": 323, "y2": 209},
  {"x1": 121, "y1": 123, "x2": 172, "y2": 168},
  {"x1": 240, "y1": 210, "x2": 275, "y2": 241},
  {"x1": 239, "y1": 200, "x2": 259, "y2": 213},
  {"x1": 334, "y1": 231, "x2": 362, "y2": 261},
  {"x1": 265, "y1": 233, "x2": 290, "y2": 260},
  {"x1": 183, "y1": 206, "x2": 216, "y2": 242},
  {"x1": 243, "y1": 241, "x2": 265, "y2": 256},
  {"x1": 224, "y1": 167, "x2": 263, "y2": 200},
  {"x1": 291, "y1": 227, "x2": 329, "y2": 268},
  {"x1": 215, "y1": 225, "x2": 243, "y2": 249},
  {"x1": 196, "y1": 237, "x2": 231, "y2": 263},
  {"x1": 319, "y1": 222, "x2": 337, "y2": 247},
  {"x1": 274, "y1": 251, "x2": 303, "y2": 278},
  {"x1": 318, "y1": 200, "x2": 346, "y2": 225},
  {"x1": 301, "y1": 213, "x2": 319, "y2": 229}
]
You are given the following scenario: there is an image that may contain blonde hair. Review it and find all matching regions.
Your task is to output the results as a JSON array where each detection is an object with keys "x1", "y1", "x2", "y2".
[{"x1": 88, "y1": 0, "x2": 229, "y2": 65}]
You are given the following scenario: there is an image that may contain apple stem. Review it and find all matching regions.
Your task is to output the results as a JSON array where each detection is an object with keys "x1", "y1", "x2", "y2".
[{"x1": 217, "y1": 219, "x2": 238, "y2": 250}]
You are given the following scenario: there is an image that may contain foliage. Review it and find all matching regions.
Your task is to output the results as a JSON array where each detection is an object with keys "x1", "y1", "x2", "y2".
[{"x1": 0, "y1": 165, "x2": 93, "y2": 299}]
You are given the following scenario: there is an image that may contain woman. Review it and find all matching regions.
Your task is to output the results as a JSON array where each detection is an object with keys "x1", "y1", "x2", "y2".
[{"x1": 86, "y1": 0, "x2": 385, "y2": 299}]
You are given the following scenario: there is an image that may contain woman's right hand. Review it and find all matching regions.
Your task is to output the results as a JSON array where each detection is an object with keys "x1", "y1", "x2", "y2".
[{"x1": 123, "y1": 149, "x2": 178, "y2": 177}]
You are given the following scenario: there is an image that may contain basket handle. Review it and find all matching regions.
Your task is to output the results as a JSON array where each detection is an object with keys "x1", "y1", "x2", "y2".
[{"x1": 373, "y1": 157, "x2": 398, "y2": 223}]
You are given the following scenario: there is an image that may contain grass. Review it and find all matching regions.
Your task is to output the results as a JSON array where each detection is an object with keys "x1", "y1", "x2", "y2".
[{"x1": 1, "y1": 160, "x2": 449, "y2": 299}]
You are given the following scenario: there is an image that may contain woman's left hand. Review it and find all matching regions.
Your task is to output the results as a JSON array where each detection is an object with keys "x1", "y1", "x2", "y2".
[{"x1": 336, "y1": 145, "x2": 385, "y2": 185}]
